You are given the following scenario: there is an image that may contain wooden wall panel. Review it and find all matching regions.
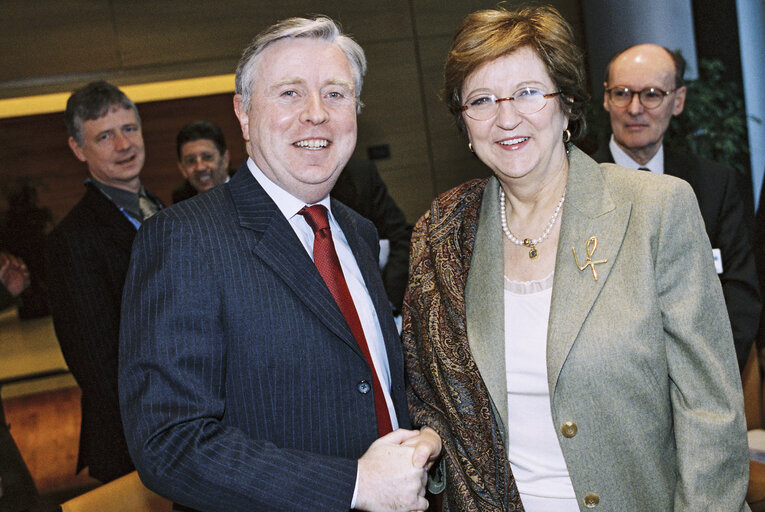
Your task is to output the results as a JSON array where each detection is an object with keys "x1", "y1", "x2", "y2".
[
  {"x1": 355, "y1": 39, "x2": 428, "y2": 162},
  {"x1": 1, "y1": 1, "x2": 120, "y2": 85},
  {"x1": 112, "y1": 1, "x2": 259, "y2": 68},
  {"x1": 412, "y1": 0, "x2": 507, "y2": 38},
  {"x1": 380, "y1": 164, "x2": 436, "y2": 224},
  {"x1": 1, "y1": 0, "x2": 416, "y2": 97}
]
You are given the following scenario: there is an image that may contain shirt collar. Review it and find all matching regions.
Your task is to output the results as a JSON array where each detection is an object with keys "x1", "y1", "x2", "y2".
[
  {"x1": 245, "y1": 158, "x2": 332, "y2": 220},
  {"x1": 89, "y1": 179, "x2": 143, "y2": 219},
  {"x1": 609, "y1": 134, "x2": 665, "y2": 174}
]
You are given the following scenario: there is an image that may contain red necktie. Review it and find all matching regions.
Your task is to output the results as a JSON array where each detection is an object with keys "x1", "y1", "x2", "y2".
[{"x1": 299, "y1": 205, "x2": 393, "y2": 437}]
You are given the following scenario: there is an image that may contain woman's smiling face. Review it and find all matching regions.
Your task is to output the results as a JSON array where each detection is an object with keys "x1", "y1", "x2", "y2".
[{"x1": 462, "y1": 46, "x2": 569, "y2": 185}]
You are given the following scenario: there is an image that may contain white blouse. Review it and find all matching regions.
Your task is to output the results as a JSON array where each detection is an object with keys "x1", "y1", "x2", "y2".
[{"x1": 504, "y1": 272, "x2": 579, "y2": 511}]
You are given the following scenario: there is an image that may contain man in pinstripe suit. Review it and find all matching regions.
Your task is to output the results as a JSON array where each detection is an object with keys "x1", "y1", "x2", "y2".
[{"x1": 119, "y1": 16, "x2": 440, "y2": 512}]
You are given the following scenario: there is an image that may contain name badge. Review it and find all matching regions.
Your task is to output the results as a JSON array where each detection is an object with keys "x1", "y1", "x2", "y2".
[{"x1": 712, "y1": 248, "x2": 723, "y2": 274}]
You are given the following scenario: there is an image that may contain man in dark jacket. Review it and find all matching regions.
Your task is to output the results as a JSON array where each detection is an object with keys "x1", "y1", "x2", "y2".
[{"x1": 45, "y1": 81, "x2": 163, "y2": 483}]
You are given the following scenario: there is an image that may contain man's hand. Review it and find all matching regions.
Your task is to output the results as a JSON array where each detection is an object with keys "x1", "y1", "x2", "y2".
[
  {"x1": 404, "y1": 427, "x2": 442, "y2": 471},
  {"x1": 355, "y1": 429, "x2": 429, "y2": 512},
  {"x1": 0, "y1": 252, "x2": 30, "y2": 298}
]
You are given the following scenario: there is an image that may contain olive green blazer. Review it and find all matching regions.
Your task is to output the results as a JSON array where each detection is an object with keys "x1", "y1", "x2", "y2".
[{"x1": 465, "y1": 147, "x2": 750, "y2": 511}]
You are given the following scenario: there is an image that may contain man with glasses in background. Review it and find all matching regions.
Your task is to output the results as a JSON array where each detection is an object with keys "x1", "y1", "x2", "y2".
[{"x1": 592, "y1": 43, "x2": 760, "y2": 371}]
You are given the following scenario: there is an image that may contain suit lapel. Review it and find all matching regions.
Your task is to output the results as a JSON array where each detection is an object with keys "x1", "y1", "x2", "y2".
[
  {"x1": 547, "y1": 147, "x2": 631, "y2": 388},
  {"x1": 465, "y1": 178, "x2": 508, "y2": 438},
  {"x1": 227, "y1": 165, "x2": 361, "y2": 354}
]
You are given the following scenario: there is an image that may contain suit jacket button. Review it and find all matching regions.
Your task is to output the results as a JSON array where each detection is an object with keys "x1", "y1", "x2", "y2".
[
  {"x1": 357, "y1": 380, "x2": 371, "y2": 394},
  {"x1": 583, "y1": 493, "x2": 599, "y2": 508},
  {"x1": 561, "y1": 421, "x2": 577, "y2": 438}
]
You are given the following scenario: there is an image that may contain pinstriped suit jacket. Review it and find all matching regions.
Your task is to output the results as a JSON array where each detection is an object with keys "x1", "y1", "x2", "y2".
[{"x1": 118, "y1": 163, "x2": 409, "y2": 512}]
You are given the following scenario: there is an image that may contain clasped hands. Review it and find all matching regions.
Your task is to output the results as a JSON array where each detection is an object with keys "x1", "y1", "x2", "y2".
[
  {"x1": 0, "y1": 251, "x2": 31, "y2": 298},
  {"x1": 356, "y1": 427, "x2": 442, "y2": 512}
]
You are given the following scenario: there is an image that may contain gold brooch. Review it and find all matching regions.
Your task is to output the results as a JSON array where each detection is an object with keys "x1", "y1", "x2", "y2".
[{"x1": 572, "y1": 236, "x2": 608, "y2": 281}]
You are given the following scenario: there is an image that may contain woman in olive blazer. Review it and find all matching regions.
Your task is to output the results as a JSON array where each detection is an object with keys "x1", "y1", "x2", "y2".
[{"x1": 404, "y1": 145, "x2": 749, "y2": 511}]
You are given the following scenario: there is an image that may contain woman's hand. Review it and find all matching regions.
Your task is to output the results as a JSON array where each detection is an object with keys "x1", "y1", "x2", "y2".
[{"x1": 404, "y1": 426, "x2": 442, "y2": 471}]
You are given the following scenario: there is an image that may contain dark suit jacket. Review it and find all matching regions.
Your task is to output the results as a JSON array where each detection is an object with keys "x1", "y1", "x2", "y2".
[
  {"x1": 44, "y1": 182, "x2": 162, "y2": 482},
  {"x1": 119, "y1": 163, "x2": 410, "y2": 512},
  {"x1": 592, "y1": 144, "x2": 761, "y2": 369},
  {"x1": 331, "y1": 159, "x2": 412, "y2": 312},
  {"x1": 171, "y1": 179, "x2": 197, "y2": 204}
]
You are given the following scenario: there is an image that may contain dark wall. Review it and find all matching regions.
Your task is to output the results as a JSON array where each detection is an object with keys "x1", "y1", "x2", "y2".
[{"x1": 692, "y1": 0, "x2": 743, "y2": 84}]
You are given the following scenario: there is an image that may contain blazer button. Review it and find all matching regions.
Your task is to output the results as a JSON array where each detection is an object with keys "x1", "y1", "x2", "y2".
[
  {"x1": 357, "y1": 380, "x2": 371, "y2": 394},
  {"x1": 561, "y1": 421, "x2": 577, "y2": 438},
  {"x1": 583, "y1": 493, "x2": 599, "y2": 508}
]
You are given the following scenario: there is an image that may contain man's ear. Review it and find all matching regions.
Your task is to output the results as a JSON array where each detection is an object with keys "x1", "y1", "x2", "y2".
[
  {"x1": 223, "y1": 149, "x2": 230, "y2": 169},
  {"x1": 672, "y1": 86, "x2": 687, "y2": 117},
  {"x1": 68, "y1": 137, "x2": 88, "y2": 163},
  {"x1": 602, "y1": 82, "x2": 611, "y2": 113},
  {"x1": 233, "y1": 95, "x2": 250, "y2": 142},
  {"x1": 177, "y1": 160, "x2": 189, "y2": 179}
]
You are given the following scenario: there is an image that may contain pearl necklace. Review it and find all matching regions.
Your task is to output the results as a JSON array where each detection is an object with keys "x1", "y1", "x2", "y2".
[{"x1": 499, "y1": 186, "x2": 565, "y2": 259}]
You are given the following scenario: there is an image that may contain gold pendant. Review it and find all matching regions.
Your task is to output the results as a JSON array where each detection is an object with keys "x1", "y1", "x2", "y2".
[{"x1": 523, "y1": 239, "x2": 539, "y2": 259}]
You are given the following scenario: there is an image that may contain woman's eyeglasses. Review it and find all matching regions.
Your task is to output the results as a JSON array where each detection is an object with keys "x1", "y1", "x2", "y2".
[{"x1": 461, "y1": 88, "x2": 562, "y2": 121}]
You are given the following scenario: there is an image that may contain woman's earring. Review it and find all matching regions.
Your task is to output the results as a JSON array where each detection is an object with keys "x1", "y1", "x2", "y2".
[
  {"x1": 468, "y1": 142, "x2": 474, "y2": 153},
  {"x1": 562, "y1": 129, "x2": 571, "y2": 143}
]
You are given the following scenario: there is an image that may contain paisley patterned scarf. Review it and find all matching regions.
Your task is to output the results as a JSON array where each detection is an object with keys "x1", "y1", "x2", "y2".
[{"x1": 402, "y1": 178, "x2": 523, "y2": 512}]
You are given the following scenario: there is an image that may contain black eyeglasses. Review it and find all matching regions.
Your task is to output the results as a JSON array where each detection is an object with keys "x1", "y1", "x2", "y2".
[
  {"x1": 605, "y1": 86, "x2": 677, "y2": 109},
  {"x1": 461, "y1": 88, "x2": 561, "y2": 121}
]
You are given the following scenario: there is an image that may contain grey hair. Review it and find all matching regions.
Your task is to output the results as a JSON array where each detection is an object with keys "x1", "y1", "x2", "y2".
[
  {"x1": 235, "y1": 16, "x2": 367, "y2": 113},
  {"x1": 65, "y1": 81, "x2": 140, "y2": 146}
]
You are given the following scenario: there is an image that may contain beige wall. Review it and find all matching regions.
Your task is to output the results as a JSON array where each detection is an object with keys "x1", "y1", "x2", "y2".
[{"x1": 1, "y1": 0, "x2": 584, "y2": 223}]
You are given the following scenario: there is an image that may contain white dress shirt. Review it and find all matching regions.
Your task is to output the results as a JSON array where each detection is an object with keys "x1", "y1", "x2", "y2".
[{"x1": 609, "y1": 134, "x2": 665, "y2": 174}]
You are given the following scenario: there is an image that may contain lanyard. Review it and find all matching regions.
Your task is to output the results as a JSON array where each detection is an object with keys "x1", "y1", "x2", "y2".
[{"x1": 86, "y1": 178, "x2": 143, "y2": 230}]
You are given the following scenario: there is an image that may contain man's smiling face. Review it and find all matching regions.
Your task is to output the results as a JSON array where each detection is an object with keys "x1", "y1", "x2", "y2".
[{"x1": 234, "y1": 37, "x2": 357, "y2": 204}]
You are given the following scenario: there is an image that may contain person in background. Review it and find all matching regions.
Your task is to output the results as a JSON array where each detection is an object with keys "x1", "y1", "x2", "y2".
[
  {"x1": 591, "y1": 43, "x2": 760, "y2": 370},
  {"x1": 44, "y1": 80, "x2": 163, "y2": 483},
  {"x1": 331, "y1": 159, "x2": 412, "y2": 314},
  {"x1": 119, "y1": 16, "x2": 439, "y2": 512},
  {"x1": 403, "y1": 6, "x2": 749, "y2": 510},
  {"x1": 0, "y1": 251, "x2": 37, "y2": 511},
  {"x1": 0, "y1": 182, "x2": 53, "y2": 319},
  {"x1": 171, "y1": 120, "x2": 232, "y2": 204}
]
